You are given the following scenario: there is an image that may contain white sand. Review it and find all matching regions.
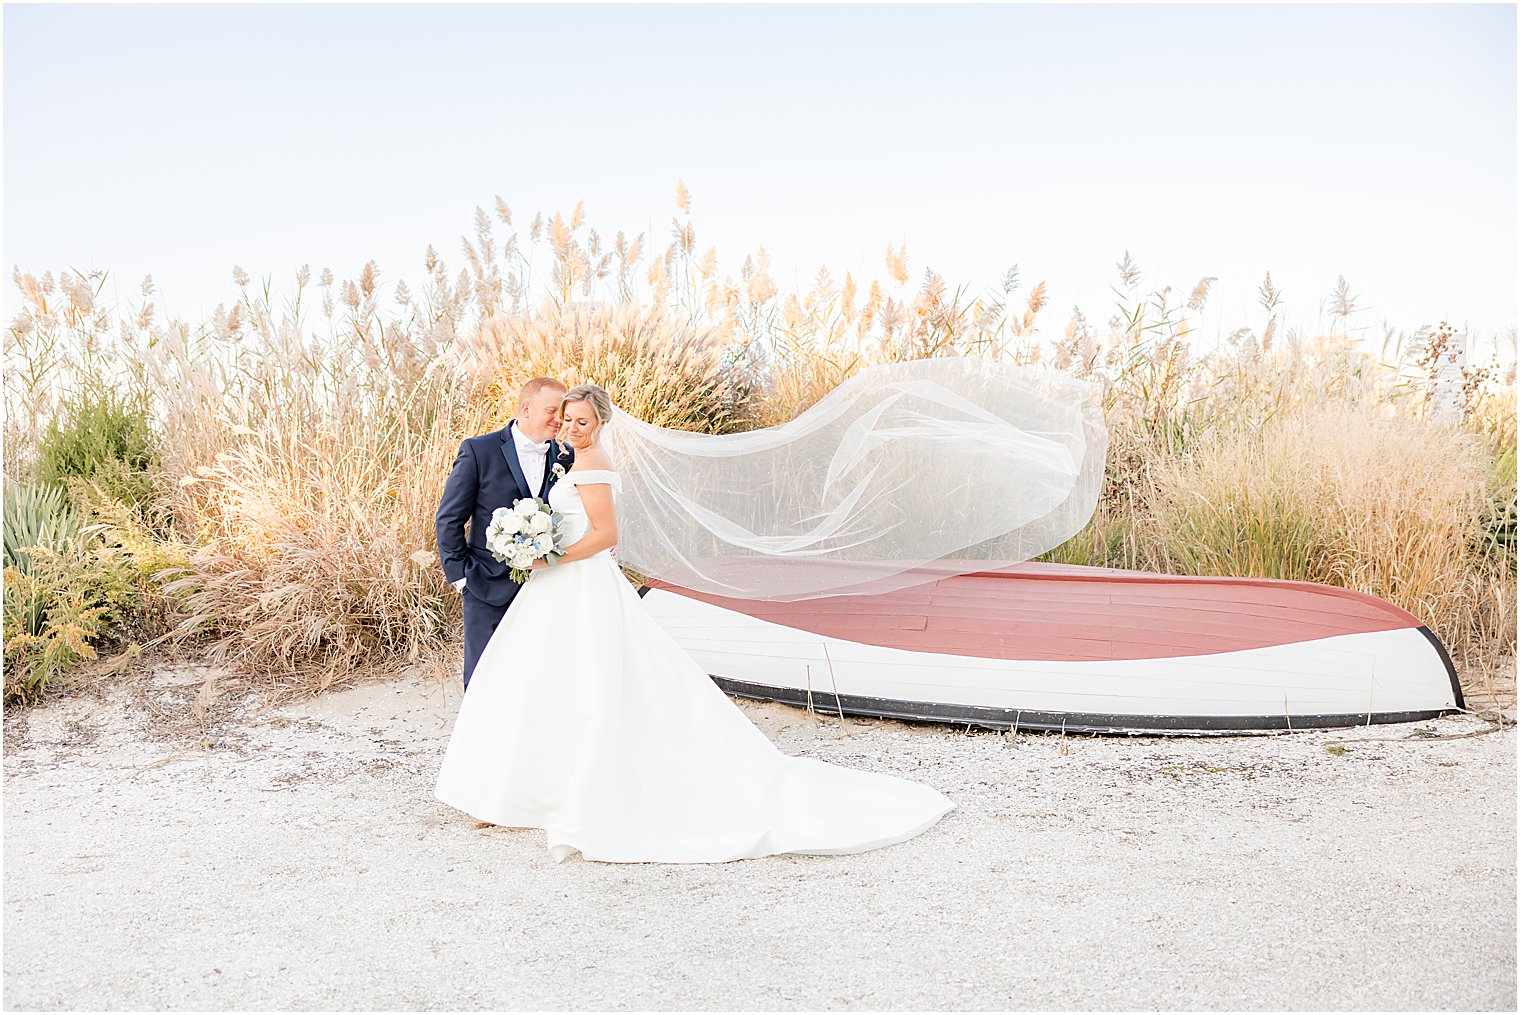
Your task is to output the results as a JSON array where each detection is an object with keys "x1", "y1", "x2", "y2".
[{"x1": 4, "y1": 662, "x2": 1514, "y2": 1011}]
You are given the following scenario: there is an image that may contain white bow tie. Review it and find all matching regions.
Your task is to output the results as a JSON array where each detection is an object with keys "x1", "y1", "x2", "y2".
[{"x1": 514, "y1": 430, "x2": 550, "y2": 453}]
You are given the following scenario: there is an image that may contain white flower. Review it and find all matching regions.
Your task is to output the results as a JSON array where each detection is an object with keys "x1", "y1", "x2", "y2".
[
  {"x1": 529, "y1": 511, "x2": 552, "y2": 533},
  {"x1": 510, "y1": 546, "x2": 537, "y2": 569},
  {"x1": 513, "y1": 499, "x2": 538, "y2": 518},
  {"x1": 551, "y1": 463, "x2": 566, "y2": 478},
  {"x1": 490, "y1": 506, "x2": 514, "y2": 526}
]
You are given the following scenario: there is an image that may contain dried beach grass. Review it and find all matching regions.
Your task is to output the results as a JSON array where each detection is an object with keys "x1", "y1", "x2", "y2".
[{"x1": 4, "y1": 188, "x2": 1513, "y2": 702}]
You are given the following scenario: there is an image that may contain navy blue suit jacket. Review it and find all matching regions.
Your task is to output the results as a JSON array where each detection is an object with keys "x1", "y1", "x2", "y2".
[{"x1": 435, "y1": 420, "x2": 576, "y2": 607}]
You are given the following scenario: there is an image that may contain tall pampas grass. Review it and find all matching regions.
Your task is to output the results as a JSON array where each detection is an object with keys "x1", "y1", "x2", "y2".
[
  {"x1": 5, "y1": 183, "x2": 1513, "y2": 703},
  {"x1": 1147, "y1": 410, "x2": 1488, "y2": 612},
  {"x1": 461, "y1": 300, "x2": 754, "y2": 433},
  {"x1": 163, "y1": 376, "x2": 478, "y2": 687},
  {"x1": 135, "y1": 276, "x2": 488, "y2": 689}
]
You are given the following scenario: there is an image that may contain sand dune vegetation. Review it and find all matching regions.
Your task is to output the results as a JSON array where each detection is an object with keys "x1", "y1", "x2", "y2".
[{"x1": 4, "y1": 183, "x2": 1514, "y2": 709}]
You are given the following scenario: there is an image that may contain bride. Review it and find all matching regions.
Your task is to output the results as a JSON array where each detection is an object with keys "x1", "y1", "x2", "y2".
[{"x1": 433, "y1": 382, "x2": 957, "y2": 863}]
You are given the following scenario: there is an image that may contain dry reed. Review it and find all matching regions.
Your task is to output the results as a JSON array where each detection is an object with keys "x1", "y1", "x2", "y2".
[{"x1": 4, "y1": 185, "x2": 1513, "y2": 703}]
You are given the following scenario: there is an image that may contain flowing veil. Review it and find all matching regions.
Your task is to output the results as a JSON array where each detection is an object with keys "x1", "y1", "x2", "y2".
[{"x1": 599, "y1": 356, "x2": 1108, "y2": 601}]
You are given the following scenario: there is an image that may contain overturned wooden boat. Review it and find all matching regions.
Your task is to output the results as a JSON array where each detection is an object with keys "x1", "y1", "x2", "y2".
[{"x1": 637, "y1": 560, "x2": 1465, "y2": 735}]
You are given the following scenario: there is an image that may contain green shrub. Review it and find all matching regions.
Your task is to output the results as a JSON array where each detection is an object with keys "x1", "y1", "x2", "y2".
[{"x1": 35, "y1": 388, "x2": 163, "y2": 523}]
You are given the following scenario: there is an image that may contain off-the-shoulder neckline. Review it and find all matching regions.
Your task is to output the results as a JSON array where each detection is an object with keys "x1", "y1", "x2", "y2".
[{"x1": 565, "y1": 468, "x2": 619, "y2": 480}]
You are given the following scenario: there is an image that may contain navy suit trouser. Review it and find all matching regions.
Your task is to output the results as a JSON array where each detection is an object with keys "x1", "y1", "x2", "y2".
[{"x1": 461, "y1": 586, "x2": 511, "y2": 690}]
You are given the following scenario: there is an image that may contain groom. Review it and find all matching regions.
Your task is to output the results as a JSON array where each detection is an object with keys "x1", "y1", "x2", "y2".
[{"x1": 436, "y1": 377, "x2": 575, "y2": 689}]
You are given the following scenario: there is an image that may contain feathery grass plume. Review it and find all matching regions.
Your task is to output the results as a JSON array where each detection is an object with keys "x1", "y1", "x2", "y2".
[
  {"x1": 1327, "y1": 275, "x2": 1358, "y2": 326},
  {"x1": 551, "y1": 212, "x2": 572, "y2": 259},
  {"x1": 1015, "y1": 281, "x2": 1048, "y2": 337},
  {"x1": 359, "y1": 260, "x2": 379, "y2": 298},
  {"x1": 1116, "y1": 251, "x2": 1141, "y2": 290},
  {"x1": 1258, "y1": 272, "x2": 1282, "y2": 314},
  {"x1": 698, "y1": 247, "x2": 720, "y2": 283},
  {"x1": 673, "y1": 218, "x2": 696, "y2": 256},
  {"x1": 1186, "y1": 276, "x2": 1217, "y2": 312},
  {"x1": 744, "y1": 247, "x2": 778, "y2": 308}
]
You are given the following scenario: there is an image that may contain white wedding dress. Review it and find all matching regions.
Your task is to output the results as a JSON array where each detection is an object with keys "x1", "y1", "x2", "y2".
[{"x1": 433, "y1": 468, "x2": 955, "y2": 864}]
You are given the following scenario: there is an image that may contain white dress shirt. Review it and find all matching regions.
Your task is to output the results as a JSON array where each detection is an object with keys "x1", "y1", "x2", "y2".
[{"x1": 511, "y1": 421, "x2": 551, "y2": 497}]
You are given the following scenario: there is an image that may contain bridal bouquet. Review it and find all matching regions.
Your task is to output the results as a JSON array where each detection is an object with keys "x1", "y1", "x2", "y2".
[{"x1": 485, "y1": 497, "x2": 566, "y2": 583}]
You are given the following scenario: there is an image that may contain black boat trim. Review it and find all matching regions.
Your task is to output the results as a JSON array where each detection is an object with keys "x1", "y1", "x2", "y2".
[
  {"x1": 707, "y1": 675, "x2": 1459, "y2": 737},
  {"x1": 1415, "y1": 624, "x2": 1466, "y2": 710}
]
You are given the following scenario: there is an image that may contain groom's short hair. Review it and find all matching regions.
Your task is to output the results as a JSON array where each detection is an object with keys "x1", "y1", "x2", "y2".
[{"x1": 519, "y1": 377, "x2": 567, "y2": 406}]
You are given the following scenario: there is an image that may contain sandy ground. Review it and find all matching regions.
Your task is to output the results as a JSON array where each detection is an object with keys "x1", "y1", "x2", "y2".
[{"x1": 3, "y1": 661, "x2": 1515, "y2": 1012}]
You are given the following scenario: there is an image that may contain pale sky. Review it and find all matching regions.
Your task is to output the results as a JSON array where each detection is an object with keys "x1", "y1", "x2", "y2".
[{"x1": 5, "y1": 3, "x2": 1516, "y2": 361}]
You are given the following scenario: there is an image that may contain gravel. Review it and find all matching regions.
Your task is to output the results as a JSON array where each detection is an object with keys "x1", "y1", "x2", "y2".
[{"x1": 4, "y1": 662, "x2": 1514, "y2": 1011}]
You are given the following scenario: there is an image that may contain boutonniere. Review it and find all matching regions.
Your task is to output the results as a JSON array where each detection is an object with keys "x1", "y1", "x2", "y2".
[{"x1": 550, "y1": 462, "x2": 566, "y2": 480}]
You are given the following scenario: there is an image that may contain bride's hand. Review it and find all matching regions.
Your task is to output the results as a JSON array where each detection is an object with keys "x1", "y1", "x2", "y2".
[{"x1": 528, "y1": 559, "x2": 551, "y2": 571}]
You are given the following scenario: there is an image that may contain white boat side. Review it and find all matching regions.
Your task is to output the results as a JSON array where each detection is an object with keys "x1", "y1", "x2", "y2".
[{"x1": 638, "y1": 586, "x2": 1462, "y2": 733}]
